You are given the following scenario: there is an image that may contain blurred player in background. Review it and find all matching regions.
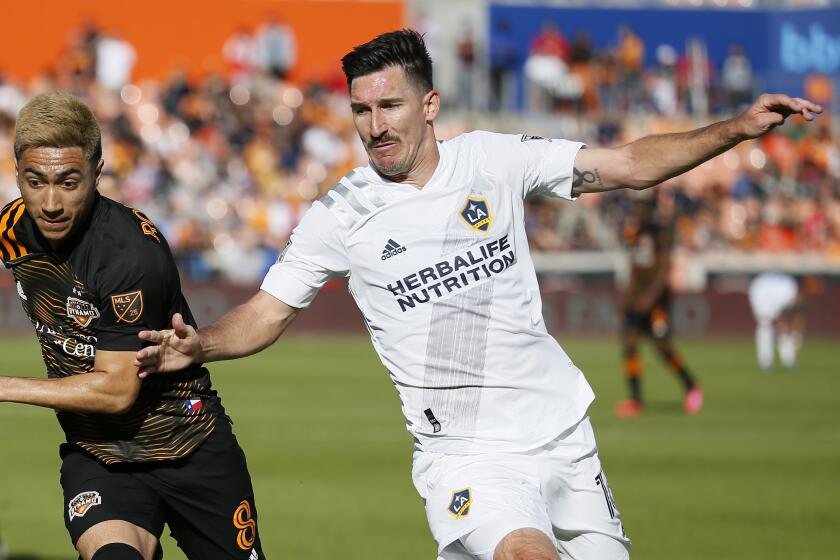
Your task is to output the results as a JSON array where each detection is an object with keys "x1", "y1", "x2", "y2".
[
  {"x1": 136, "y1": 29, "x2": 821, "y2": 560},
  {"x1": 748, "y1": 272, "x2": 804, "y2": 370},
  {"x1": 0, "y1": 92, "x2": 264, "y2": 560},
  {"x1": 615, "y1": 195, "x2": 702, "y2": 418}
]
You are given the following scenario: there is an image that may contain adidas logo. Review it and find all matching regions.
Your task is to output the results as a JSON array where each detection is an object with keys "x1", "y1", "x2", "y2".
[{"x1": 381, "y1": 239, "x2": 407, "y2": 260}]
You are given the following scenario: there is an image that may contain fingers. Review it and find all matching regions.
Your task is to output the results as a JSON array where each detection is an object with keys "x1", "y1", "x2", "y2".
[
  {"x1": 172, "y1": 313, "x2": 187, "y2": 335},
  {"x1": 134, "y1": 346, "x2": 158, "y2": 366},
  {"x1": 138, "y1": 329, "x2": 166, "y2": 343},
  {"x1": 791, "y1": 97, "x2": 823, "y2": 121},
  {"x1": 134, "y1": 347, "x2": 160, "y2": 378},
  {"x1": 759, "y1": 93, "x2": 823, "y2": 121}
]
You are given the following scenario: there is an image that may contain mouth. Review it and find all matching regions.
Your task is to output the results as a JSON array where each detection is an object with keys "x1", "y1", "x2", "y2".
[
  {"x1": 370, "y1": 139, "x2": 398, "y2": 151},
  {"x1": 39, "y1": 217, "x2": 70, "y2": 231}
]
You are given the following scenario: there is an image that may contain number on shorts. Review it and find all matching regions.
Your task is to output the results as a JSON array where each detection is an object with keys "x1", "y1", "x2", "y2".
[
  {"x1": 595, "y1": 471, "x2": 617, "y2": 519},
  {"x1": 233, "y1": 499, "x2": 257, "y2": 550}
]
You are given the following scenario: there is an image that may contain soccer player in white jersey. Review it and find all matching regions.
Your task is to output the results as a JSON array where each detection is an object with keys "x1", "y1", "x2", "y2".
[
  {"x1": 748, "y1": 272, "x2": 804, "y2": 370},
  {"x1": 135, "y1": 30, "x2": 822, "y2": 560}
]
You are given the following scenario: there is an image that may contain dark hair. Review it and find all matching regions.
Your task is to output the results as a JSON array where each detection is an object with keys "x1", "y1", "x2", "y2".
[{"x1": 341, "y1": 29, "x2": 433, "y2": 93}]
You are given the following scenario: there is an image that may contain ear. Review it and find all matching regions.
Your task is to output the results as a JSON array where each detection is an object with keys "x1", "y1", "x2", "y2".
[
  {"x1": 424, "y1": 89, "x2": 441, "y2": 123},
  {"x1": 14, "y1": 160, "x2": 22, "y2": 192}
]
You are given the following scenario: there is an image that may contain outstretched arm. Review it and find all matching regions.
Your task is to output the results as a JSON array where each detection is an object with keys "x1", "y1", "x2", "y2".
[
  {"x1": 135, "y1": 290, "x2": 299, "y2": 376},
  {"x1": 571, "y1": 94, "x2": 822, "y2": 196},
  {"x1": 0, "y1": 351, "x2": 141, "y2": 414}
]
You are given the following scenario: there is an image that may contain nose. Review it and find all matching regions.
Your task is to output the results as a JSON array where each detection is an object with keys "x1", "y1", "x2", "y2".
[
  {"x1": 42, "y1": 186, "x2": 64, "y2": 217},
  {"x1": 370, "y1": 108, "x2": 387, "y2": 139}
]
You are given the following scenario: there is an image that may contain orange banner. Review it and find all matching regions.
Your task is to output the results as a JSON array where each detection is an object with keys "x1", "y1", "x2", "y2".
[{"x1": 0, "y1": 0, "x2": 404, "y2": 83}]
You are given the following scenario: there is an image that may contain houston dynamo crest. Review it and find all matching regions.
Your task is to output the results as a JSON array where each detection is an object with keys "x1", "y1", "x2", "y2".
[
  {"x1": 460, "y1": 197, "x2": 492, "y2": 233},
  {"x1": 447, "y1": 488, "x2": 472, "y2": 518}
]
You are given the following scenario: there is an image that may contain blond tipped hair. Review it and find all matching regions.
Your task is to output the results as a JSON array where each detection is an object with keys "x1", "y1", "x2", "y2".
[{"x1": 14, "y1": 91, "x2": 102, "y2": 164}]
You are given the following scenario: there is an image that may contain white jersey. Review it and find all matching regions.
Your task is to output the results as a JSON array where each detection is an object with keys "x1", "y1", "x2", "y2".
[
  {"x1": 261, "y1": 131, "x2": 595, "y2": 454},
  {"x1": 749, "y1": 272, "x2": 798, "y2": 322}
]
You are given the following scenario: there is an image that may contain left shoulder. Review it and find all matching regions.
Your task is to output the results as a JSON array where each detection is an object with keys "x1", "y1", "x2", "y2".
[
  {"x1": 90, "y1": 197, "x2": 172, "y2": 272},
  {"x1": 452, "y1": 130, "x2": 582, "y2": 154}
]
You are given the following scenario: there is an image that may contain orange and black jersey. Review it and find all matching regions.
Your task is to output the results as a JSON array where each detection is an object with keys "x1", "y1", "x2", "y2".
[
  {"x1": 0, "y1": 194, "x2": 222, "y2": 465},
  {"x1": 623, "y1": 215, "x2": 674, "y2": 300}
]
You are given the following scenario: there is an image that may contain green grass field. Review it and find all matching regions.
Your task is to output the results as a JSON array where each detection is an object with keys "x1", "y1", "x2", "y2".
[{"x1": 0, "y1": 334, "x2": 838, "y2": 560}]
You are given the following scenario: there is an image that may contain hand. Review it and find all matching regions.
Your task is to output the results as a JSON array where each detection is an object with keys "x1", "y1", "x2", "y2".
[
  {"x1": 735, "y1": 94, "x2": 822, "y2": 139},
  {"x1": 135, "y1": 313, "x2": 201, "y2": 378}
]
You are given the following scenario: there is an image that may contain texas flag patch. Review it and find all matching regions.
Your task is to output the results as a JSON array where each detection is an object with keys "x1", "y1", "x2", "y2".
[{"x1": 185, "y1": 399, "x2": 203, "y2": 414}]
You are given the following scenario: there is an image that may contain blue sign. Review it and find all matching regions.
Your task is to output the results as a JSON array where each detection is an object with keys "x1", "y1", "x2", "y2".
[{"x1": 488, "y1": 4, "x2": 840, "y2": 106}]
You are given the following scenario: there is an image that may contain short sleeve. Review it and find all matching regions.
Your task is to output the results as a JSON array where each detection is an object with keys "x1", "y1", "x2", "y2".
[
  {"x1": 93, "y1": 247, "x2": 174, "y2": 352},
  {"x1": 477, "y1": 132, "x2": 585, "y2": 200},
  {"x1": 260, "y1": 202, "x2": 350, "y2": 309}
]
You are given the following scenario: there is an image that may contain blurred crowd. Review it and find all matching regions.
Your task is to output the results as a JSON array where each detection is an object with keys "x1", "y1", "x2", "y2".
[
  {"x1": 491, "y1": 23, "x2": 840, "y2": 258},
  {"x1": 0, "y1": 21, "x2": 837, "y2": 284},
  {"x1": 0, "y1": 23, "x2": 365, "y2": 283}
]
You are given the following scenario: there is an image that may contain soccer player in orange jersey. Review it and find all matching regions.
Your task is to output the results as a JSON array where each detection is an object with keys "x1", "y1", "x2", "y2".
[{"x1": 615, "y1": 195, "x2": 703, "y2": 417}]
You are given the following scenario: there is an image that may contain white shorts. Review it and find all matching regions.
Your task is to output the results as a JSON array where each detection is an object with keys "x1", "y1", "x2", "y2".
[
  {"x1": 411, "y1": 417, "x2": 631, "y2": 560},
  {"x1": 748, "y1": 273, "x2": 797, "y2": 323}
]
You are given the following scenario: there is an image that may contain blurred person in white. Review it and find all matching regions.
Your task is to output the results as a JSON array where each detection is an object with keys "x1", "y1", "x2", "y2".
[
  {"x1": 95, "y1": 32, "x2": 136, "y2": 91},
  {"x1": 722, "y1": 44, "x2": 753, "y2": 111},
  {"x1": 254, "y1": 17, "x2": 297, "y2": 80},
  {"x1": 649, "y1": 45, "x2": 678, "y2": 117},
  {"x1": 135, "y1": 29, "x2": 822, "y2": 560},
  {"x1": 748, "y1": 272, "x2": 804, "y2": 370},
  {"x1": 223, "y1": 27, "x2": 257, "y2": 81}
]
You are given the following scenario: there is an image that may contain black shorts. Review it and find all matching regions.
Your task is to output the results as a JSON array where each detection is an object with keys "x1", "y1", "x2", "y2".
[
  {"x1": 625, "y1": 292, "x2": 672, "y2": 339},
  {"x1": 60, "y1": 418, "x2": 264, "y2": 559}
]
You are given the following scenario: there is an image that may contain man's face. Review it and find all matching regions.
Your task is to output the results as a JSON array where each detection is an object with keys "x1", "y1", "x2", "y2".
[
  {"x1": 350, "y1": 65, "x2": 437, "y2": 179},
  {"x1": 16, "y1": 146, "x2": 102, "y2": 249}
]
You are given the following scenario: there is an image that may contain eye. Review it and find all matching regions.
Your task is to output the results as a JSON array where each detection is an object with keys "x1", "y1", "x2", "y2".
[
  {"x1": 62, "y1": 181, "x2": 78, "y2": 189},
  {"x1": 28, "y1": 179, "x2": 43, "y2": 188}
]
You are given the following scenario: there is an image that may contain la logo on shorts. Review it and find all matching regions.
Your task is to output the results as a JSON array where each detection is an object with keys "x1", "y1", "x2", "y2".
[
  {"x1": 68, "y1": 491, "x2": 102, "y2": 521},
  {"x1": 447, "y1": 488, "x2": 472, "y2": 519}
]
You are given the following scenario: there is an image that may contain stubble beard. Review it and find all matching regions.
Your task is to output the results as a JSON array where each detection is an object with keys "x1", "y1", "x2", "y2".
[{"x1": 369, "y1": 141, "x2": 415, "y2": 180}]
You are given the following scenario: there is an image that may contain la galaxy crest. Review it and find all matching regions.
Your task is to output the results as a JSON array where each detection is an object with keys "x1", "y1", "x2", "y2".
[
  {"x1": 460, "y1": 197, "x2": 492, "y2": 233},
  {"x1": 448, "y1": 488, "x2": 472, "y2": 519}
]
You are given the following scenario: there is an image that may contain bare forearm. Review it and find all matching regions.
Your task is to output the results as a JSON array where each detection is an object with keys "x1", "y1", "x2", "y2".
[
  {"x1": 573, "y1": 94, "x2": 821, "y2": 196},
  {"x1": 0, "y1": 372, "x2": 135, "y2": 414},
  {"x1": 197, "y1": 292, "x2": 297, "y2": 362},
  {"x1": 621, "y1": 119, "x2": 744, "y2": 189}
]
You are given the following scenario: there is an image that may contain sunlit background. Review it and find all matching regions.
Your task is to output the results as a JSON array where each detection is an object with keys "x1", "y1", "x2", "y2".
[{"x1": 0, "y1": 0, "x2": 838, "y2": 558}]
